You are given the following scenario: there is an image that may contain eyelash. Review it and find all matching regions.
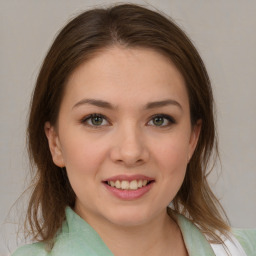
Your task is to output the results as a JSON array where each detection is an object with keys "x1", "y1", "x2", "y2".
[
  {"x1": 81, "y1": 113, "x2": 109, "y2": 128},
  {"x1": 80, "y1": 113, "x2": 176, "y2": 128},
  {"x1": 148, "y1": 114, "x2": 176, "y2": 127}
]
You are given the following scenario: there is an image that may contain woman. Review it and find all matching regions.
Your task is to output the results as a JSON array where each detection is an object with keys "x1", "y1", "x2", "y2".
[{"x1": 12, "y1": 3, "x2": 255, "y2": 256}]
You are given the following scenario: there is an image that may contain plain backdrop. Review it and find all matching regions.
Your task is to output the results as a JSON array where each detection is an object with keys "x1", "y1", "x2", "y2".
[{"x1": 1, "y1": 0, "x2": 255, "y2": 255}]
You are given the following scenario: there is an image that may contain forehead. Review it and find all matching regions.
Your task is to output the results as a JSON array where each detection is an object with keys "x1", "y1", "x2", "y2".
[{"x1": 62, "y1": 46, "x2": 189, "y2": 110}]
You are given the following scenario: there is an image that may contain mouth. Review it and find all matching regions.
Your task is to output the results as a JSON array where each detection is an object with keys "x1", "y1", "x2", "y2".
[
  {"x1": 104, "y1": 179, "x2": 154, "y2": 190},
  {"x1": 102, "y1": 175, "x2": 155, "y2": 200}
]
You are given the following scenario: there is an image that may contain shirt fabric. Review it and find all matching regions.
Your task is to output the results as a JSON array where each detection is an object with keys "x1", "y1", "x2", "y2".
[{"x1": 12, "y1": 207, "x2": 256, "y2": 256}]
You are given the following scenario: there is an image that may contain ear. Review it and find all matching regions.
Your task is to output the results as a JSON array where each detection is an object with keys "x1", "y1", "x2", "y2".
[
  {"x1": 44, "y1": 122, "x2": 65, "y2": 167},
  {"x1": 188, "y1": 119, "x2": 202, "y2": 162}
]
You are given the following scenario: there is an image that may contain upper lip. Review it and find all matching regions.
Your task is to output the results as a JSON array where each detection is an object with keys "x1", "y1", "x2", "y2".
[{"x1": 103, "y1": 174, "x2": 155, "y2": 182}]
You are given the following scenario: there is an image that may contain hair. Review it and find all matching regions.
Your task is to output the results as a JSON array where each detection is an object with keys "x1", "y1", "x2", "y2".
[{"x1": 25, "y1": 3, "x2": 230, "y2": 245}]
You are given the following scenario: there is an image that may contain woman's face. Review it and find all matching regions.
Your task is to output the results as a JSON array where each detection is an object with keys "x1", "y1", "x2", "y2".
[{"x1": 45, "y1": 46, "x2": 201, "y2": 227}]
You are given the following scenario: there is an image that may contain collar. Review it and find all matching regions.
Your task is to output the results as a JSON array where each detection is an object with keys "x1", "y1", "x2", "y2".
[
  {"x1": 60, "y1": 207, "x2": 215, "y2": 256},
  {"x1": 176, "y1": 214, "x2": 215, "y2": 255}
]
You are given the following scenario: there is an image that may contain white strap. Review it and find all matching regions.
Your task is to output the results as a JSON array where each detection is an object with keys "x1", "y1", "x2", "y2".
[{"x1": 210, "y1": 233, "x2": 247, "y2": 256}]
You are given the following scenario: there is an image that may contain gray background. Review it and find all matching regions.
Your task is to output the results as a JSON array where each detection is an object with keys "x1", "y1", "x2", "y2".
[{"x1": 1, "y1": 0, "x2": 255, "y2": 255}]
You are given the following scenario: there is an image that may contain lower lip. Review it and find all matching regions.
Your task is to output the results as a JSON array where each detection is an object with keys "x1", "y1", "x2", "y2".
[{"x1": 103, "y1": 182, "x2": 154, "y2": 200}]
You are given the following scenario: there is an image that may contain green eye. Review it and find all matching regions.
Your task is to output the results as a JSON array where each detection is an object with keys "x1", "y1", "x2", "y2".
[
  {"x1": 82, "y1": 114, "x2": 108, "y2": 127},
  {"x1": 91, "y1": 115, "x2": 104, "y2": 126},
  {"x1": 152, "y1": 116, "x2": 165, "y2": 126},
  {"x1": 148, "y1": 114, "x2": 175, "y2": 127}
]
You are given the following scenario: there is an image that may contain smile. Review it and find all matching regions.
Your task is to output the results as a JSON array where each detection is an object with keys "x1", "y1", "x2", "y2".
[
  {"x1": 107, "y1": 180, "x2": 151, "y2": 190},
  {"x1": 103, "y1": 175, "x2": 155, "y2": 200}
]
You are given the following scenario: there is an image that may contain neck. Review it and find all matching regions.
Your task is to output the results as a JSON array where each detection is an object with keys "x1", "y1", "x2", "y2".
[{"x1": 76, "y1": 207, "x2": 187, "y2": 256}]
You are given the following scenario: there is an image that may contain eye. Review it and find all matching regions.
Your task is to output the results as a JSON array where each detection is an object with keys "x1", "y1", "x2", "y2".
[
  {"x1": 148, "y1": 114, "x2": 175, "y2": 127},
  {"x1": 81, "y1": 114, "x2": 109, "y2": 127}
]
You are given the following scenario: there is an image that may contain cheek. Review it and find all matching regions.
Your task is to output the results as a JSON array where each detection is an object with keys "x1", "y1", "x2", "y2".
[
  {"x1": 157, "y1": 139, "x2": 189, "y2": 198},
  {"x1": 61, "y1": 136, "x2": 108, "y2": 201},
  {"x1": 60, "y1": 133, "x2": 108, "y2": 175},
  {"x1": 153, "y1": 134, "x2": 189, "y2": 169},
  {"x1": 151, "y1": 133, "x2": 189, "y2": 195}
]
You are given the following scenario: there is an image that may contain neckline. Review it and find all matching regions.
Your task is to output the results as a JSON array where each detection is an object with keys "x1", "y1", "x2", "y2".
[
  {"x1": 64, "y1": 207, "x2": 216, "y2": 256},
  {"x1": 176, "y1": 214, "x2": 216, "y2": 255}
]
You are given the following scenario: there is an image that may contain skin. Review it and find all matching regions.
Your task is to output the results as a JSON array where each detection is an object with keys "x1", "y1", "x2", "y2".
[{"x1": 45, "y1": 46, "x2": 201, "y2": 255}]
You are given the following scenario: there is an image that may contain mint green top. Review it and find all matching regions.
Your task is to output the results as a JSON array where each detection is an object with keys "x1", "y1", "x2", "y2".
[{"x1": 12, "y1": 207, "x2": 256, "y2": 256}]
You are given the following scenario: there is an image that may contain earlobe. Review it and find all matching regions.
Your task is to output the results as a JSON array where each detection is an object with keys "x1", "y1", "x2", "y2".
[{"x1": 44, "y1": 122, "x2": 65, "y2": 167}]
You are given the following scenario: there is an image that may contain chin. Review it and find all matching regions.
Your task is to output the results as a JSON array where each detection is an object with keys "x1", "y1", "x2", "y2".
[{"x1": 104, "y1": 205, "x2": 156, "y2": 227}]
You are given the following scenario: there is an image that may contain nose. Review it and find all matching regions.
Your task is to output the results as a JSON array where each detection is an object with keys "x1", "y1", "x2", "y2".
[{"x1": 109, "y1": 124, "x2": 149, "y2": 167}]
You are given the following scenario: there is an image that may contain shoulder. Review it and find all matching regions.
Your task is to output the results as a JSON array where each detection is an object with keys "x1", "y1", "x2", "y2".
[
  {"x1": 232, "y1": 228, "x2": 256, "y2": 256},
  {"x1": 176, "y1": 212, "x2": 256, "y2": 255},
  {"x1": 210, "y1": 228, "x2": 256, "y2": 256},
  {"x1": 11, "y1": 207, "x2": 113, "y2": 256},
  {"x1": 11, "y1": 242, "x2": 48, "y2": 256}
]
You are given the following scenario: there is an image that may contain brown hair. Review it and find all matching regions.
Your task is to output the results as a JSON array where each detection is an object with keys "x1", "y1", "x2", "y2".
[{"x1": 26, "y1": 3, "x2": 230, "y2": 244}]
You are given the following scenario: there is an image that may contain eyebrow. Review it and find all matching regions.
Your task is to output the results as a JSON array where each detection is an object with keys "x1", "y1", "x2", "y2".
[
  {"x1": 72, "y1": 98, "x2": 182, "y2": 110},
  {"x1": 73, "y1": 99, "x2": 115, "y2": 109},
  {"x1": 144, "y1": 99, "x2": 182, "y2": 110}
]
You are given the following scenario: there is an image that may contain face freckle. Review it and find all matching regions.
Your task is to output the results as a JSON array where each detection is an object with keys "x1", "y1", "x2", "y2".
[{"x1": 46, "y1": 46, "x2": 201, "y2": 229}]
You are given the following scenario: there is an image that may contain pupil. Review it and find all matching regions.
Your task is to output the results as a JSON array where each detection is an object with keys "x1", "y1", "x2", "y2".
[
  {"x1": 153, "y1": 117, "x2": 164, "y2": 126},
  {"x1": 92, "y1": 116, "x2": 103, "y2": 125}
]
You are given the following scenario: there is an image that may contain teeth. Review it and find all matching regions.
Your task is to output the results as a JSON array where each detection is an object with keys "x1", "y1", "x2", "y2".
[
  {"x1": 107, "y1": 180, "x2": 150, "y2": 190},
  {"x1": 121, "y1": 181, "x2": 129, "y2": 190},
  {"x1": 129, "y1": 180, "x2": 138, "y2": 190},
  {"x1": 115, "y1": 180, "x2": 121, "y2": 189}
]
